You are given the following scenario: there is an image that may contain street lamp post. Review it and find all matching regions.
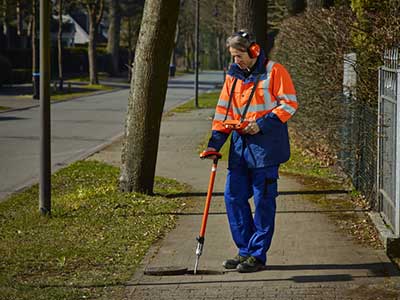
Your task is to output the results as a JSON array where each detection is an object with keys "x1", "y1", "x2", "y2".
[
  {"x1": 194, "y1": 0, "x2": 199, "y2": 108},
  {"x1": 39, "y1": 0, "x2": 51, "y2": 215}
]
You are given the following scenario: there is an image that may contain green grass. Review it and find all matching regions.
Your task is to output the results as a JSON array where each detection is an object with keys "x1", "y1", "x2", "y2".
[
  {"x1": 0, "y1": 160, "x2": 189, "y2": 300},
  {"x1": 198, "y1": 132, "x2": 230, "y2": 161},
  {"x1": 15, "y1": 84, "x2": 114, "y2": 103},
  {"x1": 174, "y1": 91, "x2": 230, "y2": 161},
  {"x1": 280, "y1": 142, "x2": 342, "y2": 181},
  {"x1": 68, "y1": 73, "x2": 108, "y2": 82},
  {"x1": 0, "y1": 106, "x2": 9, "y2": 111},
  {"x1": 173, "y1": 70, "x2": 188, "y2": 77},
  {"x1": 171, "y1": 91, "x2": 220, "y2": 113},
  {"x1": 50, "y1": 84, "x2": 114, "y2": 102}
]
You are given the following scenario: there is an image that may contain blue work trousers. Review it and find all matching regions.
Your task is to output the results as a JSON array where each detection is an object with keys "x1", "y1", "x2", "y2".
[{"x1": 224, "y1": 165, "x2": 278, "y2": 264}]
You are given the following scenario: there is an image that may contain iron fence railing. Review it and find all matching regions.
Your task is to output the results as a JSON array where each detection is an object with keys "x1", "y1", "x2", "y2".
[{"x1": 377, "y1": 47, "x2": 400, "y2": 236}]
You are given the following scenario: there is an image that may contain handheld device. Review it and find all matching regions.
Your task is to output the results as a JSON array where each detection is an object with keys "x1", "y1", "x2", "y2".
[{"x1": 223, "y1": 119, "x2": 249, "y2": 131}]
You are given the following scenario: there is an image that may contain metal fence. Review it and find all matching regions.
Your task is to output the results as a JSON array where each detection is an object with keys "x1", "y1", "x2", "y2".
[
  {"x1": 339, "y1": 54, "x2": 378, "y2": 206},
  {"x1": 377, "y1": 47, "x2": 400, "y2": 236}
]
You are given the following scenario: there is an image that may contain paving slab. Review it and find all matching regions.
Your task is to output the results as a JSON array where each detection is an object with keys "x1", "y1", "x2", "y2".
[{"x1": 90, "y1": 108, "x2": 400, "y2": 300}]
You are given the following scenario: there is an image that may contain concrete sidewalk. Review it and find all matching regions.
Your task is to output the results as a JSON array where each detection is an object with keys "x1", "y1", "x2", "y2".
[{"x1": 90, "y1": 108, "x2": 400, "y2": 300}]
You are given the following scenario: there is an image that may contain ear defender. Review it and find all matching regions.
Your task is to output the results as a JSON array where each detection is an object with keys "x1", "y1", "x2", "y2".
[
  {"x1": 235, "y1": 31, "x2": 261, "y2": 58},
  {"x1": 248, "y1": 42, "x2": 260, "y2": 58}
]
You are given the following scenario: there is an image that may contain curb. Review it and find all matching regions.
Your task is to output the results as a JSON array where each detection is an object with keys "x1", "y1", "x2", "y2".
[
  {"x1": 0, "y1": 86, "x2": 125, "y2": 114},
  {"x1": 369, "y1": 211, "x2": 400, "y2": 257}
]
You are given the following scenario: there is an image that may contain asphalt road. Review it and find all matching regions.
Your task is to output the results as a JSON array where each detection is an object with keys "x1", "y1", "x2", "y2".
[{"x1": 0, "y1": 71, "x2": 223, "y2": 201}]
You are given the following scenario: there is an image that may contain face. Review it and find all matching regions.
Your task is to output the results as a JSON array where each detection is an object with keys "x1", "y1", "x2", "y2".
[{"x1": 229, "y1": 47, "x2": 255, "y2": 70}]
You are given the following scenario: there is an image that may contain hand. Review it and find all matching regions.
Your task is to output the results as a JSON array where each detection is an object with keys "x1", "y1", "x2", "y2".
[
  {"x1": 243, "y1": 121, "x2": 260, "y2": 135},
  {"x1": 203, "y1": 147, "x2": 217, "y2": 159}
]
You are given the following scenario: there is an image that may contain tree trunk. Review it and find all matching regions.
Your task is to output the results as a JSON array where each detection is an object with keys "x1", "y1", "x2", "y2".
[
  {"x1": 107, "y1": 0, "x2": 121, "y2": 76},
  {"x1": 16, "y1": 0, "x2": 22, "y2": 35},
  {"x1": 86, "y1": 1, "x2": 104, "y2": 85},
  {"x1": 57, "y1": 0, "x2": 64, "y2": 91},
  {"x1": 2, "y1": 0, "x2": 10, "y2": 48},
  {"x1": 234, "y1": 0, "x2": 267, "y2": 51},
  {"x1": 120, "y1": 0, "x2": 180, "y2": 194},
  {"x1": 32, "y1": 0, "x2": 39, "y2": 99},
  {"x1": 16, "y1": 0, "x2": 24, "y2": 47},
  {"x1": 88, "y1": 13, "x2": 98, "y2": 84},
  {"x1": 127, "y1": 17, "x2": 133, "y2": 81},
  {"x1": 232, "y1": 0, "x2": 237, "y2": 32},
  {"x1": 169, "y1": 22, "x2": 179, "y2": 75},
  {"x1": 190, "y1": 33, "x2": 195, "y2": 69},
  {"x1": 216, "y1": 32, "x2": 222, "y2": 70},
  {"x1": 184, "y1": 34, "x2": 191, "y2": 71}
]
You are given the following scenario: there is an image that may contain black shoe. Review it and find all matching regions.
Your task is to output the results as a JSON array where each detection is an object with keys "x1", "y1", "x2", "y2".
[
  {"x1": 237, "y1": 256, "x2": 265, "y2": 273},
  {"x1": 222, "y1": 255, "x2": 248, "y2": 269}
]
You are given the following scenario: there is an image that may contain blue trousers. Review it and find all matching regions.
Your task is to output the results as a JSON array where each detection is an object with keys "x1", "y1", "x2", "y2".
[{"x1": 224, "y1": 164, "x2": 278, "y2": 264}]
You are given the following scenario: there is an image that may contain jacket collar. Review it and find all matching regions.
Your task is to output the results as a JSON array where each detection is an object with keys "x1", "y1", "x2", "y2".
[{"x1": 227, "y1": 49, "x2": 267, "y2": 83}]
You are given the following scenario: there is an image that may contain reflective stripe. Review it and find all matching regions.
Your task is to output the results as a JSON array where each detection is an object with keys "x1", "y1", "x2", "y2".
[
  {"x1": 277, "y1": 103, "x2": 297, "y2": 115},
  {"x1": 262, "y1": 61, "x2": 275, "y2": 111},
  {"x1": 234, "y1": 103, "x2": 276, "y2": 114},
  {"x1": 277, "y1": 94, "x2": 297, "y2": 102},
  {"x1": 214, "y1": 112, "x2": 232, "y2": 121},
  {"x1": 232, "y1": 106, "x2": 241, "y2": 115},
  {"x1": 217, "y1": 98, "x2": 229, "y2": 108}
]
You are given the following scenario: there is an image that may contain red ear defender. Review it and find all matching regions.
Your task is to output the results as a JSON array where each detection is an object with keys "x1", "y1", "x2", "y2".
[{"x1": 248, "y1": 42, "x2": 260, "y2": 58}]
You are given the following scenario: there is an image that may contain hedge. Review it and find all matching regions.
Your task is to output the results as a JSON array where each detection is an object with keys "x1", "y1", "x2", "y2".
[{"x1": 0, "y1": 55, "x2": 12, "y2": 85}]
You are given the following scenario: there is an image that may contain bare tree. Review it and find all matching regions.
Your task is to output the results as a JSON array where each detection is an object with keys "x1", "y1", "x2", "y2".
[
  {"x1": 57, "y1": 0, "x2": 64, "y2": 90},
  {"x1": 169, "y1": 21, "x2": 179, "y2": 74},
  {"x1": 178, "y1": 0, "x2": 195, "y2": 71},
  {"x1": 119, "y1": 0, "x2": 144, "y2": 79},
  {"x1": 234, "y1": 0, "x2": 268, "y2": 51},
  {"x1": 16, "y1": 0, "x2": 22, "y2": 35},
  {"x1": 107, "y1": 0, "x2": 120, "y2": 76},
  {"x1": 120, "y1": 0, "x2": 180, "y2": 194},
  {"x1": 2, "y1": 0, "x2": 11, "y2": 48},
  {"x1": 81, "y1": 0, "x2": 104, "y2": 84},
  {"x1": 31, "y1": 0, "x2": 39, "y2": 99},
  {"x1": 232, "y1": 0, "x2": 237, "y2": 32}
]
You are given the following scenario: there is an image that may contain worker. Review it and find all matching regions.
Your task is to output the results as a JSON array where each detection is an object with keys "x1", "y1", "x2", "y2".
[{"x1": 204, "y1": 30, "x2": 298, "y2": 273}]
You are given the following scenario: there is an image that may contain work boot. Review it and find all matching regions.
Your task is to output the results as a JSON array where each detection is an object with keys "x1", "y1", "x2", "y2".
[
  {"x1": 222, "y1": 254, "x2": 248, "y2": 269},
  {"x1": 237, "y1": 256, "x2": 265, "y2": 273}
]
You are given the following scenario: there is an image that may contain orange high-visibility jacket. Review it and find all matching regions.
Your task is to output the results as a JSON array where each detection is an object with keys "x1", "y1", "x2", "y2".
[{"x1": 208, "y1": 56, "x2": 298, "y2": 168}]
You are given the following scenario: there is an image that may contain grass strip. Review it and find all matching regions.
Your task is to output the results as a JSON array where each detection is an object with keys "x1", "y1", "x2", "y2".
[
  {"x1": 0, "y1": 106, "x2": 9, "y2": 111},
  {"x1": 0, "y1": 160, "x2": 189, "y2": 300},
  {"x1": 51, "y1": 84, "x2": 114, "y2": 102},
  {"x1": 170, "y1": 91, "x2": 220, "y2": 113},
  {"x1": 16, "y1": 84, "x2": 115, "y2": 103}
]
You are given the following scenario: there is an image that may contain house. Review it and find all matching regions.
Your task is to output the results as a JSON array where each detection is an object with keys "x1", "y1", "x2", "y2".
[
  {"x1": 50, "y1": 15, "x2": 77, "y2": 47},
  {"x1": 68, "y1": 11, "x2": 108, "y2": 45},
  {"x1": 51, "y1": 13, "x2": 108, "y2": 46}
]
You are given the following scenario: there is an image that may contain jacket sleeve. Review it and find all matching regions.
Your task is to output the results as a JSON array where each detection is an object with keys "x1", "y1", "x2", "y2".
[
  {"x1": 256, "y1": 63, "x2": 298, "y2": 134},
  {"x1": 207, "y1": 75, "x2": 234, "y2": 150}
]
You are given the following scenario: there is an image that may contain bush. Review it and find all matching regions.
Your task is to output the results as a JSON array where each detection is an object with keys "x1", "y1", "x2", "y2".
[
  {"x1": 272, "y1": 3, "x2": 400, "y2": 204},
  {"x1": 62, "y1": 47, "x2": 89, "y2": 74},
  {"x1": 0, "y1": 55, "x2": 12, "y2": 85},
  {"x1": 271, "y1": 7, "x2": 355, "y2": 166},
  {"x1": 8, "y1": 69, "x2": 32, "y2": 84},
  {"x1": 0, "y1": 48, "x2": 31, "y2": 69}
]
